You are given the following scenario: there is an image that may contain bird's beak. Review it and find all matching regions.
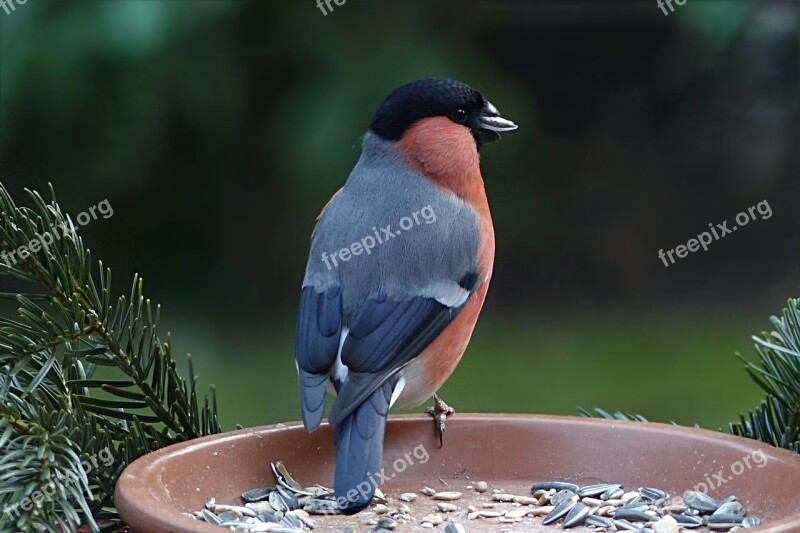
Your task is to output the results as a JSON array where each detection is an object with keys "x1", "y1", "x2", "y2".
[{"x1": 479, "y1": 101, "x2": 518, "y2": 133}]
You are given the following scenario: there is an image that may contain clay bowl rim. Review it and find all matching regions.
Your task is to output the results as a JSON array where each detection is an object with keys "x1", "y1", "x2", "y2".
[{"x1": 115, "y1": 413, "x2": 800, "y2": 533}]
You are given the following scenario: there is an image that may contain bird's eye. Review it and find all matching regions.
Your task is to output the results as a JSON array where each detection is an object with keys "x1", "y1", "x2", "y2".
[{"x1": 451, "y1": 108, "x2": 468, "y2": 124}]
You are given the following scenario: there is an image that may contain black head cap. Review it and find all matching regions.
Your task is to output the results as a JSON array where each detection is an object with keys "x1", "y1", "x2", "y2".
[{"x1": 369, "y1": 78, "x2": 517, "y2": 147}]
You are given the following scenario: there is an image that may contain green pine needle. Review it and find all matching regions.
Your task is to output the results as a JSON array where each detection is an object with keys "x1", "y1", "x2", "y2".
[{"x1": 0, "y1": 183, "x2": 222, "y2": 532}]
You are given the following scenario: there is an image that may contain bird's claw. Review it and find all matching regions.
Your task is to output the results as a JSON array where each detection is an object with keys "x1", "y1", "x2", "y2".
[{"x1": 425, "y1": 394, "x2": 455, "y2": 447}]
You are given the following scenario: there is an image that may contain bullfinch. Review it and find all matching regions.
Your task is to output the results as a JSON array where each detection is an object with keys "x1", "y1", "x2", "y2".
[{"x1": 295, "y1": 78, "x2": 517, "y2": 514}]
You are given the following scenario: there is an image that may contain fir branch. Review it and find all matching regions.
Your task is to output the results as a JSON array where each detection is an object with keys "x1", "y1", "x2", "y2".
[
  {"x1": 730, "y1": 298, "x2": 800, "y2": 451},
  {"x1": 0, "y1": 183, "x2": 222, "y2": 531}
]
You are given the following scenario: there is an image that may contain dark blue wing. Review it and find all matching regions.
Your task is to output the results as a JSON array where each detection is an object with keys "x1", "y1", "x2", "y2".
[
  {"x1": 328, "y1": 273, "x2": 479, "y2": 426},
  {"x1": 295, "y1": 285, "x2": 342, "y2": 431}
]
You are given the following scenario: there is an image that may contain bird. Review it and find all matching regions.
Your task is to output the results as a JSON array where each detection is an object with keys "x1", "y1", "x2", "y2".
[{"x1": 295, "y1": 77, "x2": 517, "y2": 514}]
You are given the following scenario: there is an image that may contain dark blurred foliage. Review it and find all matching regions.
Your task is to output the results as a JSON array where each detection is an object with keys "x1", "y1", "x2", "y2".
[{"x1": 0, "y1": 0, "x2": 798, "y2": 427}]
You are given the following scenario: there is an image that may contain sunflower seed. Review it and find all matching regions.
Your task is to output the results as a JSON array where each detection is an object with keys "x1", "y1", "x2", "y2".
[
  {"x1": 707, "y1": 513, "x2": 745, "y2": 526},
  {"x1": 217, "y1": 511, "x2": 239, "y2": 522},
  {"x1": 201, "y1": 509, "x2": 222, "y2": 525},
  {"x1": 612, "y1": 509, "x2": 656, "y2": 522},
  {"x1": 669, "y1": 512, "x2": 703, "y2": 528},
  {"x1": 563, "y1": 503, "x2": 592, "y2": 528},
  {"x1": 280, "y1": 513, "x2": 303, "y2": 529},
  {"x1": 531, "y1": 481, "x2": 580, "y2": 493},
  {"x1": 276, "y1": 485, "x2": 300, "y2": 511},
  {"x1": 585, "y1": 514, "x2": 615, "y2": 528},
  {"x1": 602, "y1": 486, "x2": 625, "y2": 500},
  {"x1": 377, "y1": 516, "x2": 397, "y2": 529},
  {"x1": 579, "y1": 483, "x2": 621, "y2": 498},
  {"x1": 445, "y1": 525, "x2": 466, "y2": 533},
  {"x1": 551, "y1": 489, "x2": 579, "y2": 506},
  {"x1": 713, "y1": 501, "x2": 745, "y2": 517},
  {"x1": 621, "y1": 496, "x2": 644, "y2": 509},
  {"x1": 542, "y1": 497, "x2": 577, "y2": 525},
  {"x1": 639, "y1": 487, "x2": 668, "y2": 502},
  {"x1": 258, "y1": 510, "x2": 279, "y2": 523},
  {"x1": 683, "y1": 491, "x2": 720, "y2": 513},
  {"x1": 614, "y1": 518, "x2": 644, "y2": 531},
  {"x1": 269, "y1": 491, "x2": 288, "y2": 513}
]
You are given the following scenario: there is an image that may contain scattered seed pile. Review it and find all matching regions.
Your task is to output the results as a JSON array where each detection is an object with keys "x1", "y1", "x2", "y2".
[{"x1": 186, "y1": 463, "x2": 764, "y2": 532}]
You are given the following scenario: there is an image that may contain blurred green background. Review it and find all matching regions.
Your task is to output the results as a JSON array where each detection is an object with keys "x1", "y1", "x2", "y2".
[{"x1": 0, "y1": 1, "x2": 798, "y2": 431}]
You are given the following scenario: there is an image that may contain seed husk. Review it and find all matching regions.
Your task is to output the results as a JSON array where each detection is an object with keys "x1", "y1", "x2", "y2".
[
  {"x1": 504, "y1": 508, "x2": 528, "y2": 519},
  {"x1": 271, "y1": 461, "x2": 303, "y2": 492},
  {"x1": 432, "y1": 491, "x2": 463, "y2": 501},
  {"x1": 242, "y1": 487, "x2": 277, "y2": 503},
  {"x1": 529, "y1": 505, "x2": 555, "y2": 516},
  {"x1": 742, "y1": 517, "x2": 763, "y2": 528},
  {"x1": 651, "y1": 515, "x2": 680, "y2": 533},
  {"x1": 302, "y1": 498, "x2": 338, "y2": 515}
]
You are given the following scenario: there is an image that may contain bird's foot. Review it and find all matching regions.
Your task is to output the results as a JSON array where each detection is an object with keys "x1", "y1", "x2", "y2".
[{"x1": 425, "y1": 394, "x2": 455, "y2": 447}]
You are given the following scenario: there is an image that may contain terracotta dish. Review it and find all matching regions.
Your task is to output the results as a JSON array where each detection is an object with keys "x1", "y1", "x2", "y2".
[{"x1": 116, "y1": 414, "x2": 800, "y2": 532}]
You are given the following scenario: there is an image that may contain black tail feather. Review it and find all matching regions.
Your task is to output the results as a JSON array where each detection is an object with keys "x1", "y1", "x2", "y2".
[{"x1": 333, "y1": 380, "x2": 394, "y2": 514}]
